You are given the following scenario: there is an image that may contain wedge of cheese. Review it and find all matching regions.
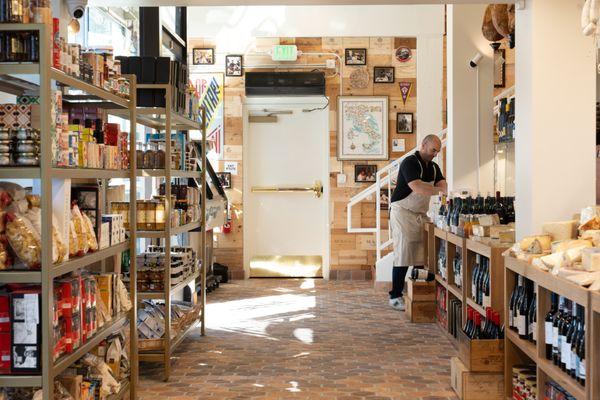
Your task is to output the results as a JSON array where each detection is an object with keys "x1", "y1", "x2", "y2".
[
  {"x1": 552, "y1": 239, "x2": 593, "y2": 253},
  {"x1": 581, "y1": 230, "x2": 600, "y2": 246},
  {"x1": 582, "y1": 247, "x2": 600, "y2": 271},
  {"x1": 542, "y1": 220, "x2": 578, "y2": 241},
  {"x1": 533, "y1": 240, "x2": 593, "y2": 272},
  {"x1": 519, "y1": 235, "x2": 552, "y2": 253}
]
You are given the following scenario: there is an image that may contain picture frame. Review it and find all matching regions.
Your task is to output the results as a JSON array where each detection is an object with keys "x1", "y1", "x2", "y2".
[
  {"x1": 225, "y1": 55, "x2": 243, "y2": 76},
  {"x1": 395, "y1": 46, "x2": 412, "y2": 63},
  {"x1": 216, "y1": 172, "x2": 232, "y2": 189},
  {"x1": 354, "y1": 164, "x2": 377, "y2": 183},
  {"x1": 494, "y1": 48, "x2": 506, "y2": 88},
  {"x1": 337, "y1": 96, "x2": 389, "y2": 161},
  {"x1": 380, "y1": 189, "x2": 394, "y2": 210},
  {"x1": 373, "y1": 67, "x2": 395, "y2": 84},
  {"x1": 192, "y1": 48, "x2": 215, "y2": 65},
  {"x1": 396, "y1": 112, "x2": 413, "y2": 134},
  {"x1": 345, "y1": 48, "x2": 367, "y2": 66}
]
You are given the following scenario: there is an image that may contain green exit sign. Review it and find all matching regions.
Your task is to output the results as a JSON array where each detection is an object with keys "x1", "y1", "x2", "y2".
[{"x1": 272, "y1": 45, "x2": 298, "y2": 61}]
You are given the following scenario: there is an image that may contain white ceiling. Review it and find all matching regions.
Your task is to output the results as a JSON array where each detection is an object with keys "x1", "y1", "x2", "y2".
[{"x1": 90, "y1": 0, "x2": 513, "y2": 6}]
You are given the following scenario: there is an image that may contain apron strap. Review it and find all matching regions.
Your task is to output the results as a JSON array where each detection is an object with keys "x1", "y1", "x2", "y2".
[{"x1": 416, "y1": 153, "x2": 438, "y2": 183}]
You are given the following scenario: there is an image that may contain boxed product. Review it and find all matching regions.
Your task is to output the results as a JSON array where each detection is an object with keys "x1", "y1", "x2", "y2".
[
  {"x1": 99, "y1": 222, "x2": 110, "y2": 249},
  {"x1": 63, "y1": 312, "x2": 81, "y2": 353},
  {"x1": 0, "y1": 332, "x2": 10, "y2": 373},
  {"x1": 58, "y1": 277, "x2": 82, "y2": 318},
  {"x1": 10, "y1": 289, "x2": 41, "y2": 374},
  {"x1": 96, "y1": 275, "x2": 113, "y2": 316},
  {"x1": 0, "y1": 293, "x2": 9, "y2": 333}
]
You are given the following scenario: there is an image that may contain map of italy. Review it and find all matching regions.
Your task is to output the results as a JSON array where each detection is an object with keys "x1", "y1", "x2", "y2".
[{"x1": 343, "y1": 103, "x2": 383, "y2": 154}]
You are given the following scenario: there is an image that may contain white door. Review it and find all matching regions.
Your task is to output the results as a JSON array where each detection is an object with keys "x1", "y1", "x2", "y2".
[{"x1": 243, "y1": 97, "x2": 329, "y2": 278}]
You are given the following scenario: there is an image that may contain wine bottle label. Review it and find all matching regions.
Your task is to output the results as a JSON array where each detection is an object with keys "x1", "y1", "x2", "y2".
[
  {"x1": 579, "y1": 359, "x2": 586, "y2": 377},
  {"x1": 545, "y1": 322, "x2": 553, "y2": 344},
  {"x1": 553, "y1": 327, "x2": 559, "y2": 348},
  {"x1": 531, "y1": 321, "x2": 537, "y2": 341},
  {"x1": 561, "y1": 340, "x2": 570, "y2": 368},
  {"x1": 517, "y1": 315, "x2": 526, "y2": 335},
  {"x1": 575, "y1": 355, "x2": 580, "y2": 379},
  {"x1": 571, "y1": 350, "x2": 578, "y2": 374},
  {"x1": 509, "y1": 312, "x2": 514, "y2": 328}
]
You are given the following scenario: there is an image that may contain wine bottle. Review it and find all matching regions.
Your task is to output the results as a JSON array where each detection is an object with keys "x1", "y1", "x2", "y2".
[
  {"x1": 528, "y1": 283, "x2": 537, "y2": 343},
  {"x1": 463, "y1": 308, "x2": 473, "y2": 337},
  {"x1": 577, "y1": 318, "x2": 586, "y2": 386},
  {"x1": 446, "y1": 198, "x2": 453, "y2": 230},
  {"x1": 482, "y1": 259, "x2": 491, "y2": 308},
  {"x1": 571, "y1": 306, "x2": 583, "y2": 379},
  {"x1": 496, "y1": 311, "x2": 504, "y2": 339},
  {"x1": 553, "y1": 296, "x2": 565, "y2": 365},
  {"x1": 545, "y1": 293, "x2": 557, "y2": 360},
  {"x1": 506, "y1": 197, "x2": 515, "y2": 223},
  {"x1": 517, "y1": 279, "x2": 530, "y2": 340},
  {"x1": 564, "y1": 302, "x2": 577, "y2": 374},
  {"x1": 472, "y1": 255, "x2": 480, "y2": 302},
  {"x1": 494, "y1": 191, "x2": 506, "y2": 224},
  {"x1": 473, "y1": 312, "x2": 481, "y2": 340},
  {"x1": 509, "y1": 277, "x2": 519, "y2": 329},
  {"x1": 410, "y1": 268, "x2": 435, "y2": 282},
  {"x1": 558, "y1": 300, "x2": 572, "y2": 370}
]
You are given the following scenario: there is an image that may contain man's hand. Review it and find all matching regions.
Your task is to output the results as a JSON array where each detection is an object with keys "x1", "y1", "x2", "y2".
[{"x1": 407, "y1": 180, "x2": 442, "y2": 197}]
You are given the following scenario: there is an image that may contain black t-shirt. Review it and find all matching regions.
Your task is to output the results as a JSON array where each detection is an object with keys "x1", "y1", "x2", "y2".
[{"x1": 391, "y1": 151, "x2": 445, "y2": 203}]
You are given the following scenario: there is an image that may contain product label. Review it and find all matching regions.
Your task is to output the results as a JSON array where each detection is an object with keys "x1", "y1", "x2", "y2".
[
  {"x1": 575, "y1": 355, "x2": 581, "y2": 379},
  {"x1": 571, "y1": 350, "x2": 578, "y2": 375},
  {"x1": 561, "y1": 340, "x2": 570, "y2": 369},
  {"x1": 553, "y1": 327, "x2": 559, "y2": 348},
  {"x1": 509, "y1": 311, "x2": 514, "y2": 328},
  {"x1": 517, "y1": 315, "x2": 526, "y2": 335},
  {"x1": 0, "y1": 317, "x2": 8, "y2": 323},
  {"x1": 545, "y1": 322, "x2": 553, "y2": 344},
  {"x1": 531, "y1": 321, "x2": 537, "y2": 341},
  {"x1": 579, "y1": 360, "x2": 586, "y2": 377},
  {"x1": 1, "y1": 355, "x2": 9, "y2": 361}
]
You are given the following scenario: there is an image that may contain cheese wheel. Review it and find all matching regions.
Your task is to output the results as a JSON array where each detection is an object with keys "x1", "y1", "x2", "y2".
[
  {"x1": 542, "y1": 220, "x2": 578, "y2": 241},
  {"x1": 519, "y1": 235, "x2": 552, "y2": 252},
  {"x1": 582, "y1": 248, "x2": 600, "y2": 271}
]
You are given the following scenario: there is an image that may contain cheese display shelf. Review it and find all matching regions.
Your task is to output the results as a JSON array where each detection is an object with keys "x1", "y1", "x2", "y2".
[
  {"x1": 0, "y1": 24, "x2": 138, "y2": 400},
  {"x1": 131, "y1": 82, "x2": 208, "y2": 382},
  {"x1": 592, "y1": 292, "x2": 600, "y2": 400},
  {"x1": 504, "y1": 256, "x2": 594, "y2": 400}
]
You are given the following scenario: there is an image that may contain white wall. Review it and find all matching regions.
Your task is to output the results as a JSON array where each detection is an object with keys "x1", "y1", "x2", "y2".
[
  {"x1": 187, "y1": 4, "x2": 445, "y2": 143},
  {"x1": 515, "y1": 0, "x2": 596, "y2": 238},
  {"x1": 446, "y1": 4, "x2": 495, "y2": 195}
]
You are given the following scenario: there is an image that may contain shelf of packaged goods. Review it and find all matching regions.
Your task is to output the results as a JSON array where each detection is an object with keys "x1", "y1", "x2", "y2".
[
  {"x1": 0, "y1": 63, "x2": 40, "y2": 75},
  {"x1": 137, "y1": 221, "x2": 201, "y2": 238},
  {"x1": 136, "y1": 169, "x2": 201, "y2": 179},
  {"x1": 466, "y1": 297, "x2": 486, "y2": 317},
  {"x1": 592, "y1": 291, "x2": 600, "y2": 313},
  {"x1": 53, "y1": 312, "x2": 129, "y2": 377},
  {"x1": 537, "y1": 356, "x2": 586, "y2": 400},
  {"x1": 0, "y1": 270, "x2": 41, "y2": 283},
  {"x1": 51, "y1": 241, "x2": 130, "y2": 279},
  {"x1": 0, "y1": 375, "x2": 42, "y2": 387},
  {"x1": 447, "y1": 283, "x2": 462, "y2": 299},
  {"x1": 50, "y1": 168, "x2": 131, "y2": 180},
  {"x1": 138, "y1": 271, "x2": 199, "y2": 300},
  {"x1": 435, "y1": 274, "x2": 448, "y2": 288},
  {"x1": 466, "y1": 238, "x2": 492, "y2": 258},
  {"x1": 109, "y1": 106, "x2": 199, "y2": 131},
  {"x1": 504, "y1": 257, "x2": 589, "y2": 306},
  {"x1": 0, "y1": 167, "x2": 40, "y2": 179},
  {"x1": 139, "y1": 317, "x2": 202, "y2": 360},
  {"x1": 106, "y1": 380, "x2": 130, "y2": 400},
  {"x1": 506, "y1": 328, "x2": 538, "y2": 362},
  {"x1": 447, "y1": 232, "x2": 465, "y2": 248},
  {"x1": 434, "y1": 227, "x2": 447, "y2": 241},
  {"x1": 49, "y1": 68, "x2": 130, "y2": 109}
]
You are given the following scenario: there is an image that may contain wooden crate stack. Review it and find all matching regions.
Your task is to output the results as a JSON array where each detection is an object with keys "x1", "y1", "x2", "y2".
[{"x1": 405, "y1": 279, "x2": 436, "y2": 323}]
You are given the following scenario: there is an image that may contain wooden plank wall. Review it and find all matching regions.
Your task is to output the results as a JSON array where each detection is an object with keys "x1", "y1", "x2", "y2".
[{"x1": 189, "y1": 36, "x2": 418, "y2": 280}]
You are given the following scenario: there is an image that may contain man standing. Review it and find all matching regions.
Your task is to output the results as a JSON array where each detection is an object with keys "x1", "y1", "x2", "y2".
[{"x1": 388, "y1": 135, "x2": 447, "y2": 310}]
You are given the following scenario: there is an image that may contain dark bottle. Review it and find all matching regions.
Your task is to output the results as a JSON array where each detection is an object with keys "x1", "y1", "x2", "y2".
[
  {"x1": 496, "y1": 311, "x2": 505, "y2": 339},
  {"x1": 553, "y1": 296, "x2": 565, "y2": 365},
  {"x1": 446, "y1": 198, "x2": 453, "y2": 228},
  {"x1": 472, "y1": 313, "x2": 481, "y2": 340},
  {"x1": 453, "y1": 248, "x2": 462, "y2": 288},
  {"x1": 471, "y1": 255, "x2": 481, "y2": 302},
  {"x1": 517, "y1": 279, "x2": 530, "y2": 340},
  {"x1": 576, "y1": 318, "x2": 586, "y2": 386},
  {"x1": 506, "y1": 197, "x2": 516, "y2": 223},
  {"x1": 528, "y1": 283, "x2": 537, "y2": 343},
  {"x1": 508, "y1": 276, "x2": 520, "y2": 329},
  {"x1": 482, "y1": 259, "x2": 491, "y2": 308},
  {"x1": 410, "y1": 268, "x2": 435, "y2": 282},
  {"x1": 545, "y1": 293, "x2": 558, "y2": 360},
  {"x1": 571, "y1": 306, "x2": 583, "y2": 380},
  {"x1": 452, "y1": 197, "x2": 461, "y2": 231},
  {"x1": 564, "y1": 302, "x2": 577, "y2": 374},
  {"x1": 484, "y1": 192, "x2": 494, "y2": 214},
  {"x1": 494, "y1": 191, "x2": 506, "y2": 224},
  {"x1": 558, "y1": 300, "x2": 572, "y2": 370},
  {"x1": 463, "y1": 308, "x2": 474, "y2": 337}
]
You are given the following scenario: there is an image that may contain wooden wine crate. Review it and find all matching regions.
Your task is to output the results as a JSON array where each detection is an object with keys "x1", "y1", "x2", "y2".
[
  {"x1": 406, "y1": 297, "x2": 436, "y2": 323},
  {"x1": 457, "y1": 329, "x2": 504, "y2": 372},
  {"x1": 138, "y1": 338, "x2": 165, "y2": 351},
  {"x1": 407, "y1": 279, "x2": 436, "y2": 302},
  {"x1": 451, "y1": 357, "x2": 504, "y2": 400}
]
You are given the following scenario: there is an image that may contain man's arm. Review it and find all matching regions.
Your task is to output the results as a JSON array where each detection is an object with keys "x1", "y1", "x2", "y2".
[
  {"x1": 407, "y1": 180, "x2": 443, "y2": 197},
  {"x1": 435, "y1": 179, "x2": 448, "y2": 194}
]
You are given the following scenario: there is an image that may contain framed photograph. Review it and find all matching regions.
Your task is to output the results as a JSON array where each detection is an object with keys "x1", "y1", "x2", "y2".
[
  {"x1": 345, "y1": 48, "x2": 367, "y2": 65},
  {"x1": 373, "y1": 67, "x2": 395, "y2": 83},
  {"x1": 216, "y1": 172, "x2": 232, "y2": 189},
  {"x1": 392, "y1": 138, "x2": 406, "y2": 152},
  {"x1": 380, "y1": 189, "x2": 394, "y2": 210},
  {"x1": 192, "y1": 48, "x2": 215, "y2": 65},
  {"x1": 494, "y1": 48, "x2": 506, "y2": 88},
  {"x1": 337, "y1": 96, "x2": 389, "y2": 160},
  {"x1": 12, "y1": 345, "x2": 39, "y2": 371},
  {"x1": 354, "y1": 164, "x2": 377, "y2": 183},
  {"x1": 396, "y1": 112, "x2": 413, "y2": 134},
  {"x1": 225, "y1": 55, "x2": 243, "y2": 76}
]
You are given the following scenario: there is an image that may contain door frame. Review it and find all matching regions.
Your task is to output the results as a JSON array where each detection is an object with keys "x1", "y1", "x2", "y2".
[{"x1": 242, "y1": 96, "x2": 331, "y2": 279}]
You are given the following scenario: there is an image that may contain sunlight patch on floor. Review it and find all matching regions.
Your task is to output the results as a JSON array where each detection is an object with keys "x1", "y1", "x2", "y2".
[{"x1": 293, "y1": 328, "x2": 314, "y2": 344}]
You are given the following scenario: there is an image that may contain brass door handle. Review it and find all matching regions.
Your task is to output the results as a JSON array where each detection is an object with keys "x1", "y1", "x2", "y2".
[{"x1": 251, "y1": 180, "x2": 323, "y2": 198}]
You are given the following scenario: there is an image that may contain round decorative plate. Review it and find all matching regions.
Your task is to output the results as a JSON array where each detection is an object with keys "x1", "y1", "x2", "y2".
[
  {"x1": 349, "y1": 67, "x2": 370, "y2": 89},
  {"x1": 395, "y1": 47, "x2": 412, "y2": 62}
]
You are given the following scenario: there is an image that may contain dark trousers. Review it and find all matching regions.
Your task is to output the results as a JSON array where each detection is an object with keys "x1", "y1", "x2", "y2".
[{"x1": 389, "y1": 265, "x2": 423, "y2": 299}]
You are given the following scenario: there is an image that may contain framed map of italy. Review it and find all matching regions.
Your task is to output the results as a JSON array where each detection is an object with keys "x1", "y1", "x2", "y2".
[{"x1": 337, "y1": 96, "x2": 389, "y2": 160}]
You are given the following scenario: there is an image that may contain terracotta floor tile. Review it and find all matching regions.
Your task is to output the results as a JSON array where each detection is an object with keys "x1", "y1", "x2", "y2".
[{"x1": 139, "y1": 279, "x2": 459, "y2": 399}]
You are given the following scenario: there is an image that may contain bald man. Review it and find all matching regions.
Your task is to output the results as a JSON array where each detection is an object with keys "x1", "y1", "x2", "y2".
[{"x1": 388, "y1": 135, "x2": 447, "y2": 311}]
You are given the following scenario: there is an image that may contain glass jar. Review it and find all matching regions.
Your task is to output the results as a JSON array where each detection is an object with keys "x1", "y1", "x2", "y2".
[
  {"x1": 0, "y1": 130, "x2": 10, "y2": 141},
  {"x1": 136, "y1": 200, "x2": 147, "y2": 231},
  {"x1": 145, "y1": 201, "x2": 156, "y2": 230},
  {"x1": 155, "y1": 200, "x2": 165, "y2": 230},
  {"x1": 155, "y1": 141, "x2": 166, "y2": 169},
  {"x1": 0, "y1": 140, "x2": 11, "y2": 153},
  {"x1": 14, "y1": 152, "x2": 38, "y2": 166},
  {"x1": 136, "y1": 141, "x2": 144, "y2": 168},
  {"x1": 16, "y1": 140, "x2": 40, "y2": 153},
  {"x1": 143, "y1": 142, "x2": 155, "y2": 169},
  {"x1": 0, "y1": 153, "x2": 11, "y2": 166}
]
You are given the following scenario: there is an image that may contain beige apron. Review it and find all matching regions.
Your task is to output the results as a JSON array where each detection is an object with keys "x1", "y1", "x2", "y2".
[{"x1": 390, "y1": 156, "x2": 436, "y2": 266}]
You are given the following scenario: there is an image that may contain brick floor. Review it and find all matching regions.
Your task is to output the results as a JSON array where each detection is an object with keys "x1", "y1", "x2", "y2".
[{"x1": 138, "y1": 279, "x2": 458, "y2": 400}]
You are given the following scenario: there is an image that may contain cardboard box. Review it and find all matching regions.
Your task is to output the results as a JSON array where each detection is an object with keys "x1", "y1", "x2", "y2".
[
  {"x1": 58, "y1": 375, "x2": 83, "y2": 399},
  {"x1": 451, "y1": 356, "x2": 504, "y2": 400},
  {"x1": 96, "y1": 275, "x2": 113, "y2": 316},
  {"x1": 0, "y1": 332, "x2": 10, "y2": 373},
  {"x1": 99, "y1": 222, "x2": 110, "y2": 249}
]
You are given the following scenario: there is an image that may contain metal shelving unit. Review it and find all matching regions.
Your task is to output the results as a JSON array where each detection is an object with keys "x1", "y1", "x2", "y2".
[
  {"x1": 130, "y1": 82, "x2": 207, "y2": 381},
  {"x1": 0, "y1": 23, "x2": 138, "y2": 400}
]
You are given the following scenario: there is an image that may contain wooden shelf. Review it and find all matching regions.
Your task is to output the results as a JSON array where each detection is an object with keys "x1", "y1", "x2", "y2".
[
  {"x1": 0, "y1": 167, "x2": 40, "y2": 179},
  {"x1": 467, "y1": 238, "x2": 493, "y2": 258},
  {"x1": 51, "y1": 167, "x2": 131, "y2": 180},
  {"x1": 435, "y1": 274, "x2": 448, "y2": 288},
  {"x1": 136, "y1": 169, "x2": 201, "y2": 178},
  {"x1": 138, "y1": 271, "x2": 199, "y2": 300},
  {"x1": 448, "y1": 283, "x2": 462, "y2": 299},
  {"x1": 0, "y1": 375, "x2": 42, "y2": 387},
  {"x1": 53, "y1": 312, "x2": 129, "y2": 376},
  {"x1": 506, "y1": 328, "x2": 537, "y2": 362},
  {"x1": 434, "y1": 227, "x2": 447, "y2": 240},
  {"x1": 0, "y1": 270, "x2": 41, "y2": 283},
  {"x1": 592, "y1": 291, "x2": 600, "y2": 314},
  {"x1": 51, "y1": 241, "x2": 130, "y2": 279},
  {"x1": 137, "y1": 221, "x2": 201, "y2": 238},
  {"x1": 537, "y1": 357, "x2": 586, "y2": 400},
  {"x1": 109, "y1": 106, "x2": 199, "y2": 131},
  {"x1": 466, "y1": 297, "x2": 486, "y2": 317},
  {"x1": 504, "y1": 256, "x2": 590, "y2": 305},
  {"x1": 447, "y1": 232, "x2": 466, "y2": 248},
  {"x1": 0, "y1": 63, "x2": 40, "y2": 75}
]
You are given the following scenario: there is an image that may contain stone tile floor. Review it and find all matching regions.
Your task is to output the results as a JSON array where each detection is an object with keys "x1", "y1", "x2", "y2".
[{"x1": 138, "y1": 279, "x2": 458, "y2": 400}]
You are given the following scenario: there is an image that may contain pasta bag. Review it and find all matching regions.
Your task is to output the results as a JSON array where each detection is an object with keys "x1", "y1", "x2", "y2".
[
  {"x1": 81, "y1": 212, "x2": 98, "y2": 252},
  {"x1": 71, "y1": 205, "x2": 89, "y2": 255},
  {"x1": 68, "y1": 221, "x2": 80, "y2": 257},
  {"x1": 5, "y1": 212, "x2": 42, "y2": 269}
]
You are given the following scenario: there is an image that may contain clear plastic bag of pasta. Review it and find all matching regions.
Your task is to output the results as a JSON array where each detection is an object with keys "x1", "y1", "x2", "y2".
[
  {"x1": 5, "y1": 212, "x2": 41, "y2": 269},
  {"x1": 81, "y1": 212, "x2": 98, "y2": 252},
  {"x1": 71, "y1": 205, "x2": 89, "y2": 256},
  {"x1": 24, "y1": 207, "x2": 67, "y2": 264}
]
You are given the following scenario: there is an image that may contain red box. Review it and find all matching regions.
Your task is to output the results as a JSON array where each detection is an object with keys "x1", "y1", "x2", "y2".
[
  {"x1": 0, "y1": 332, "x2": 10, "y2": 373},
  {"x1": 0, "y1": 293, "x2": 9, "y2": 333},
  {"x1": 64, "y1": 313, "x2": 81, "y2": 353},
  {"x1": 53, "y1": 319, "x2": 65, "y2": 361},
  {"x1": 104, "y1": 123, "x2": 120, "y2": 146},
  {"x1": 59, "y1": 277, "x2": 82, "y2": 317},
  {"x1": 52, "y1": 18, "x2": 60, "y2": 69}
]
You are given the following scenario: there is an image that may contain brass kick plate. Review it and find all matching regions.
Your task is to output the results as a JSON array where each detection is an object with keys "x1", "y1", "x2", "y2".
[{"x1": 250, "y1": 255, "x2": 323, "y2": 278}]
